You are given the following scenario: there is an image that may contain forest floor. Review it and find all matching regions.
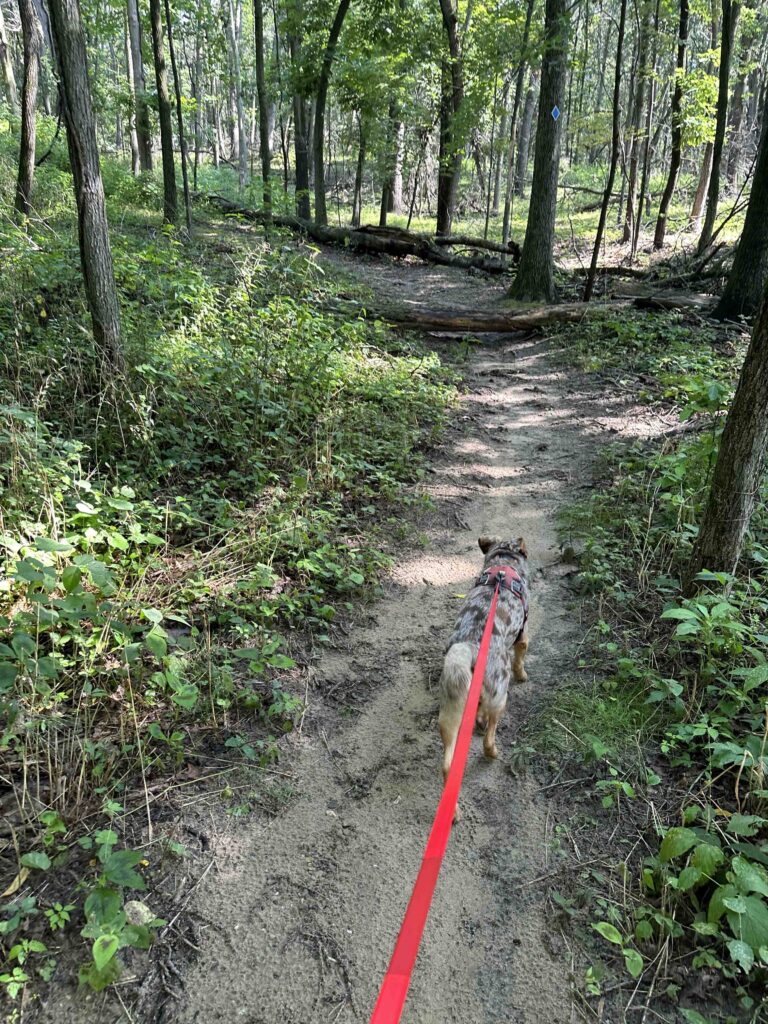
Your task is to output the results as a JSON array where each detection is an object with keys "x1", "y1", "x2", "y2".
[{"x1": 37, "y1": 249, "x2": 686, "y2": 1024}]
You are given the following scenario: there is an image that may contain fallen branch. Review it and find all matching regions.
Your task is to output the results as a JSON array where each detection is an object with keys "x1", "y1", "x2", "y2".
[{"x1": 201, "y1": 193, "x2": 520, "y2": 274}]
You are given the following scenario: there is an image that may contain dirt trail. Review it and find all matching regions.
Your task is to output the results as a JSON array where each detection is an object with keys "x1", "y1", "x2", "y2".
[{"x1": 172, "y1": 257, "x2": 644, "y2": 1024}]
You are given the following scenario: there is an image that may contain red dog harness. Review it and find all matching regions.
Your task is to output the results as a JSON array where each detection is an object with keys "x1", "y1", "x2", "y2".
[{"x1": 475, "y1": 564, "x2": 528, "y2": 642}]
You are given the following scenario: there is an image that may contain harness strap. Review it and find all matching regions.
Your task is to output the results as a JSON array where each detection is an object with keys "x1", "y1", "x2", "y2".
[{"x1": 475, "y1": 564, "x2": 528, "y2": 644}]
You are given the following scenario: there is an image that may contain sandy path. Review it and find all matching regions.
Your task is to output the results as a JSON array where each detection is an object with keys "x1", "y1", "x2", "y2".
[{"x1": 171, "y1": 255, "x2": 621, "y2": 1024}]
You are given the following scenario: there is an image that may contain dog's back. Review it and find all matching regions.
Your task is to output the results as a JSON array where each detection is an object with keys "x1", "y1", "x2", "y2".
[{"x1": 438, "y1": 536, "x2": 530, "y2": 793}]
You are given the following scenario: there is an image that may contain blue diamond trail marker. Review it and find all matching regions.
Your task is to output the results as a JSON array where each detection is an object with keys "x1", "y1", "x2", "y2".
[{"x1": 551, "y1": 106, "x2": 561, "y2": 121}]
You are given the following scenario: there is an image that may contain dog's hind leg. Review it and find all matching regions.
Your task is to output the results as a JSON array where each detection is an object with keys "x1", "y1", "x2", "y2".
[
  {"x1": 513, "y1": 628, "x2": 529, "y2": 683},
  {"x1": 483, "y1": 699, "x2": 506, "y2": 760},
  {"x1": 438, "y1": 705, "x2": 462, "y2": 783}
]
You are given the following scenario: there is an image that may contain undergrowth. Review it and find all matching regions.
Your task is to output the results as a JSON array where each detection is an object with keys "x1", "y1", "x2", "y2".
[
  {"x1": 549, "y1": 311, "x2": 768, "y2": 1023},
  {"x1": 0, "y1": 130, "x2": 454, "y2": 998}
]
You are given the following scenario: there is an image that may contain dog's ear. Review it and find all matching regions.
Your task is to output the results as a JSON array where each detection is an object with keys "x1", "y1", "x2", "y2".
[
  {"x1": 478, "y1": 535, "x2": 499, "y2": 554},
  {"x1": 517, "y1": 537, "x2": 528, "y2": 558}
]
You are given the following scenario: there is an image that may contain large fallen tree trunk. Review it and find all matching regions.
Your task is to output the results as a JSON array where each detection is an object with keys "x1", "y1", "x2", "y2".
[
  {"x1": 332, "y1": 292, "x2": 717, "y2": 333},
  {"x1": 202, "y1": 193, "x2": 519, "y2": 273},
  {"x1": 332, "y1": 299, "x2": 631, "y2": 332}
]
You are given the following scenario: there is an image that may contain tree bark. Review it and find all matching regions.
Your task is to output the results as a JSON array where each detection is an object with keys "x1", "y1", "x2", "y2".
[
  {"x1": 584, "y1": 0, "x2": 627, "y2": 301},
  {"x1": 436, "y1": 0, "x2": 465, "y2": 235},
  {"x1": 15, "y1": 0, "x2": 42, "y2": 217},
  {"x1": 312, "y1": 0, "x2": 352, "y2": 226},
  {"x1": 253, "y1": 0, "x2": 271, "y2": 217},
  {"x1": 163, "y1": 0, "x2": 191, "y2": 233},
  {"x1": 653, "y1": 0, "x2": 689, "y2": 249},
  {"x1": 622, "y1": 0, "x2": 651, "y2": 244},
  {"x1": 289, "y1": 31, "x2": 311, "y2": 219},
  {"x1": 124, "y1": 11, "x2": 140, "y2": 173},
  {"x1": 149, "y1": 0, "x2": 177, "y2": 223},
  {"x1": 687, "y1": 277, "x2": 768, "y2": 587},
  {"x1": 351, "y1": 113, "x2": 364, "y2": 227},
  {"x1": 697, "y1": 0, "x2": 741, "y2": 254},
  {"x1": 126, "y1": 0, "x2": 152, "y2": 171},
  {"x1": 0, "y1": 1, "x2": 19, "y2": 114},
  {"x1": 633, "y1": 0, "x2": 662, "y2": 255},
  {"x1": 47, "y1": 0, "x2": 122, "y2": 367},
  {"x1": 514, "y1": 70, "x2": 536, "y2": 197},
  {"x1": 689, "y1": 142, "x2": 713, "y2": 231},
  {"x1": 225, "y1": 0, "x2": 248, "y2": 191},
  {"x1": 509, "y1": 0, "x2": 569, "y2": 302},
  {"x1": 713, "y1": 104, "x2": 768, "y2": 319},
  {"x1": 501, "y1": 0, "x2": 536, "y2": 245}
]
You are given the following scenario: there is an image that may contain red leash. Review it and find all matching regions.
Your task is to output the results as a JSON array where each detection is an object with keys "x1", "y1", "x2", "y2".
[{"x1": 369, "y1": 582, "x2": 501, "y2": 1024}]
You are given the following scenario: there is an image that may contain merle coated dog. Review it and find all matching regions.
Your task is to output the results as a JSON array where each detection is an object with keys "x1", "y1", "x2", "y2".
[{"x1": 438, "y1": 536, "x2": 530, "y2": 797}]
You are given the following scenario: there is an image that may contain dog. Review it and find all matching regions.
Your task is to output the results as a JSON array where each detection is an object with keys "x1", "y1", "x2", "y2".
[{"x1": 438, "y1": 536, "x2": 530, "y2": 792}]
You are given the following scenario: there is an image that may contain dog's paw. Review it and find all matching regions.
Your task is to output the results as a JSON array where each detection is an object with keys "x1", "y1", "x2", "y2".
[
  {"x1": 513, "y1": 667, "x2": 528, "y2": 683},
  {"x1": 484, "y1": 743, "x2": 498, "y2": 760}
]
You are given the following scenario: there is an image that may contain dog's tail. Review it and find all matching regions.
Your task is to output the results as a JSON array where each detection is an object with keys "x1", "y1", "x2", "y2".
[{"x1": 438, "y1": 642, "x2": 476, "y2": 781}]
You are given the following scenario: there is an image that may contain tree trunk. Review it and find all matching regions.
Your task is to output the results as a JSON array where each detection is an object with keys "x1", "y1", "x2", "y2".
[
  {"x1": 124, "y1": 10, "x2": 141, "y2": 174},
  {"x1": 191, "y1": 25, "x2": 203, "y2": 190},
  {"x1": 253, "y1": 0, "x2": 271, "y2": 216},
  {"x1": 584, "y1": 0, "x2": 627, "y2": 301},
  {"x1": 622, "y1": 0, "x2": 651, "y2": 244},
  {"x1": 351, "y1": 113, "x2": 364, "y2": 227},
  {"x1": 713, "y1": 104, "x2": 768, "y2": 319},
  {"x1": 289, "y1": 33, "x2": 311, "y2": 219},
  {"x1": 492, "y1": 77, "x2": 510, "y2": 216},
  {"x1": 653, "y1": 0, "x2": 689, "y2": 249},
  {"x1": 312, "y1": 0, "x2": 352, "y2": 226},
  {"x1": 149, "y1": 0, "x2": 177, "y2": 223},
  {"x1": 436, "y1": 0, "x2": 465, "y2": 235},
  {"x1": 687, "y1": 277, "x2": 768, "y2": 587},
  {"x1": 697, "y1": 0, "x2": 741, "y2": 254},
  {"x1": 0, "y1": 2, "x2": 19, "y2": 114},
  {"x1": 163, "y1": 0, "x2": 191, "y2": 233},
  {"x1": 633, "y1": 0, "x2": 662, "y2": 255},
  {"x1": 509, "y1": 0, "x2": 569, "y2": 302},
  {"x1": 15, "y1": 0, "x2": 42, "y2": 217},
  {"x1": 726, "y1": 72, "x2": 745, "y2": 185},
  {"x1": 126, "y1": 0, "x2": 152, "y2": 171},
  {"x1": 391, "y1": 119, "x2": 405, "y2": 214},
  {"x1": 47, "y1": 0, "x2": 122, "y2": 367},
  {"x1": 689, "y1": 142, "x2": 713, "y2": 231},
  {"x1": 226, "y1": 0, "x2": 248, "y2": 191},
  {"x1": 379, "y1": 100, "x2": 400, "y2": 226},
  {"x1": 501, "y1": 0, "x2": 536, "y2": 245},
  {"x1": 514, "y1": 71, "x2": 537, "y2": 197}
]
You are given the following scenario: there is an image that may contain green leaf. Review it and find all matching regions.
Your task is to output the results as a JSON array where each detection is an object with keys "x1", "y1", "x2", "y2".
[
  {"x1": 726, "y1": 894, "x2": 768, "y2": 952},
  {"x1": 20, "y1": 852, "x2": 51, "y2": 871},
  {"x1": 727, "y1": 814, "x2": 765, "y2": 837},
  {"x1": 144, "y1": 631, "x2": 167, "y2": 659},
  {"x1": 677, "y1": 866, "x2": 702, "y2": 891},
  {"x1": 691, "y1": 843, "x2": 724, "y2": 876},
  {"x1": 623, "y1": 948, "x2": 643, "y2": 978},
  {"x1": 62, "y1": 566, "x2": 82, "y2": 593},
  {"x1": 101, "y1": 850, "x2": 146, "y2": 890},
  {"x1": 267, "y1": 654, "x2": 295, "y2": 669},
  {"x1": 592, "y1": 921, "x2": 623, "y2": 945},
  {"x1": 84, "y1": 887, "x2": 121, "y2": 925},
  {"x1": 708, "y1": 883, "x2": 737, "y2": 924},
  {"x1": 170, "y1": 683, "x2": 198, "y2": 709},
  {"x1": 34, "y1": 537, "x2": 73, "y2": 553},
  {"x1": 660, "y1": 607, "x2": 699, "y2": 621},
  {"x1": 727, "y1": 938, "x2": 755, "y2": 973},
  {"x1": 92, "y1": 934, "x2": 119, "y2": 971},
  {"x1": 732, "y1": 856, "x2": 768, "y2": 897},
  {"x1": 659, "y1": 827, "x2": 698, "y2": 863}
]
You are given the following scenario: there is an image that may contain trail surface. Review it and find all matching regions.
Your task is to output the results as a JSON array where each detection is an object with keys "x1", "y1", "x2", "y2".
[{"x1": 163, "y1": 253, "x2": 660, "y2": 1024}]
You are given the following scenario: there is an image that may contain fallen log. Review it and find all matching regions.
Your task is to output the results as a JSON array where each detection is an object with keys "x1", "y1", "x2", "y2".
[
  {"x1": 334, "y1": 299, "x2": 632, "y2": 333},
  {"x1": 201, "y1": 193, "x2": 519, "y2": 274}
]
